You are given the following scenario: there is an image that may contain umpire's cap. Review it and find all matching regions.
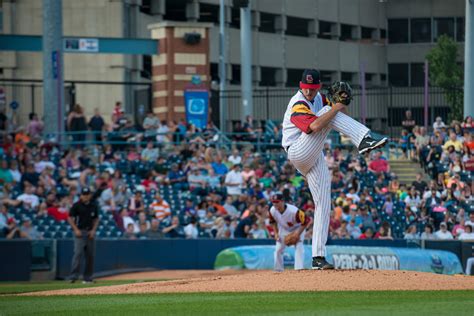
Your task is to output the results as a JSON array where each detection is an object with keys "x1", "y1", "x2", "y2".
[{"x1": 300, "y1": 69, "x2": 321, "y2": 90}]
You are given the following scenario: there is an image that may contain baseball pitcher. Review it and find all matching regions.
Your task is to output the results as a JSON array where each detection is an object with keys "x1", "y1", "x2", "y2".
[{"x1": 282, "y1": 69, "x2": 387, "y2": 269}]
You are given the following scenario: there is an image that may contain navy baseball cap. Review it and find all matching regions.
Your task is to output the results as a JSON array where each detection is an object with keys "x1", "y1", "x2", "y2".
[
  {"x1": 271, "y1": 193, "x2": 284, "y2": 203},
  {"x1": 81, "y1": 187, "x2": 91, "y2": 195},
  {"x1": 300, "y1": 69, "x2": 321, "y2": 90}
]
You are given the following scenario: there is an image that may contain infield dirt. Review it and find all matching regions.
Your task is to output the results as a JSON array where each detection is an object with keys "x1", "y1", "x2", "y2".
[{"x1": 21, "y1": 270, "x2": 474, "y2": 296}]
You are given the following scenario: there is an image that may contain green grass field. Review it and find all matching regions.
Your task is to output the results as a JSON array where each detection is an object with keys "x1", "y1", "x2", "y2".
[{"x1": 0, "y1": 282, "x2": 472, "y2": 315}]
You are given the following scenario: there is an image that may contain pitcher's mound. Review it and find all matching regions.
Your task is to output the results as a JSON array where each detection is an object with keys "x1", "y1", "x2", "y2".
[{"x1": 23, "y1": 270, "x2": 474, "y2": 296}]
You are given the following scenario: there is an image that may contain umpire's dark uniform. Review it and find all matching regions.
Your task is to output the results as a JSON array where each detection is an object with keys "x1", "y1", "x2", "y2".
[{"x1": 68, "y1": 187, "x2": 100, "y2": 282}]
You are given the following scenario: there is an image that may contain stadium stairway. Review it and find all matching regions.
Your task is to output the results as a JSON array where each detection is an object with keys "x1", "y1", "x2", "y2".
[{"x1": 388, "y1": 158, "x2": 428, "y2": 185}]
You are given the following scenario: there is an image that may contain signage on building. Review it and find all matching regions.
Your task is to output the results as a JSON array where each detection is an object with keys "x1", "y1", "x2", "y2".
[
  {"x1": 184, "y1": 90, "x2": 208, "y2": 129},
  {"x1": 9, "y1": 101, "x2": 19, "y2": 110},
  {"x1": 64, "y1": 38, "x2": 99, "y2": 52},
  {"x1": 0, "y1": 87, "x2": 6, "y2": 106}
]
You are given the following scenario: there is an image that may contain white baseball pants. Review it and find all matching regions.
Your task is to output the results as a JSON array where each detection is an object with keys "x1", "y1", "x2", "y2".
[
  {"x1": 274, "y1": 241, "x2": 305, "y2": 271},
  {"x1": 288, "y1": 106, "x2": 369, "y2": 257}
]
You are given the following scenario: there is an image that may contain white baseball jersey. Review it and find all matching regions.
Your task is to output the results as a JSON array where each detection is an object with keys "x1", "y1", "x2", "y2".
[
  {"x1": 269, "y1": 204, "x2": 307, "y2": 237},
  {"x1": 282, "y1": 90, "x2": 325, "y2": 148},
  {"x1": 270, "y1": 203, "x2": 307, "y2": 271},
  {"x1": 281, "y1": 89, "x2": 370, "y2": 258}
]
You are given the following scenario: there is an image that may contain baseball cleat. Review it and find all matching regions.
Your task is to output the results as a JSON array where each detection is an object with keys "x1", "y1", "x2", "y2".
[
  {"x1": 358, "y1": 131, "x2": 388, "y2": 154},
  {"x1": 312, "y1": 256, "x2": 335, "y2": 270}
]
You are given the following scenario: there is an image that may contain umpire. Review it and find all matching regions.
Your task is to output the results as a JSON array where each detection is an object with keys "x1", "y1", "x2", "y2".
[{"x1": 68, "y1": 187, "x2": 100, "y2": 283}]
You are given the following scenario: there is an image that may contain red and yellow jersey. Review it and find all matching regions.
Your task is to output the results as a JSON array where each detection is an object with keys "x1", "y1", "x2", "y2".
[{"x1": 282, "y1": 90, "x2": 330, "y2": 148}]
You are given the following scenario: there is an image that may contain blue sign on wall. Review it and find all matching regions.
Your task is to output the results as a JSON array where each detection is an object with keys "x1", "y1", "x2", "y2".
[
  {"x1": 9, "y1": 101, "x2": 19, "y2": 110},
  {"x1": 52, "y1": 51, "x2": 58, "y2": 79},
  {"x1": 184, "y1": 90, "x2": 209, "y2": 129}
]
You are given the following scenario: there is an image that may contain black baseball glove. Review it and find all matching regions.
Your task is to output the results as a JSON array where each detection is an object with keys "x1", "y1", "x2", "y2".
[{"x1": 327, "y1": 81, "x2": 353, "y2": 106}]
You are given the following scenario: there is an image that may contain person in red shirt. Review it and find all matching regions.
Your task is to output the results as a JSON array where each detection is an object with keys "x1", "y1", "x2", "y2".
[
  {"x1": 368, "y1": 151, "x2": 390, "y2": 173},
  {"x1": 358, "y1": 227, "x2": 374, "y2": 239}
]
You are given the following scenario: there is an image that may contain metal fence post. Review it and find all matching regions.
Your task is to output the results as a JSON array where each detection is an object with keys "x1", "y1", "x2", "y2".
[{"x1": 31, "y1": 84, "x2": 35, "y2": 115}]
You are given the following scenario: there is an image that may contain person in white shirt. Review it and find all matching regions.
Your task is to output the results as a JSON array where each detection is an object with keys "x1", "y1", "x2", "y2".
[
  {"x1": 3, "y1": 184, "x2": 40, "y2": 211},
  {"x1": 432, "y1": 116, "x2": 446, "y2": 131},
  {"x1": 228, "y1": 149, "x2": 242, "y2": 166},
  {"x1": 434, "y1": 222, "x2": 454, "y2": 240},
  {"x1": 269, "y1": 193, "x2": 312, "y2": 271},
  {"x1": 184, "y1": 217, "x2": 199, "y2": 239},
  {"x1": 465, "y1": 213, "x2": 474, "y2": 230},
  {"x1": 141, "y1": 141, "x2": 159, "y2": 161},
  {"x1": 458, "y1": 225, "x2": 474, "y2": 241},
  {"x1": 224, "y1": 164, "x2": 243, "y2": 198}
]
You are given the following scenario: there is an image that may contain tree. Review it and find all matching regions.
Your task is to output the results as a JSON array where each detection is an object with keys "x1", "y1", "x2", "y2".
[{"x1": 426, "y1": 35, "x2": 464, "y2": 122}]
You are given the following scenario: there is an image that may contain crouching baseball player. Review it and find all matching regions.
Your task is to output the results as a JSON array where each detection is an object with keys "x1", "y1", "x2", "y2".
[{"x1": 269, "y1": 193, "x2": 312, "y2": 271}]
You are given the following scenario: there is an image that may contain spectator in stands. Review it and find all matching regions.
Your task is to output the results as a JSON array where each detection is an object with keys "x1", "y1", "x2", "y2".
[
  {"x1": 88, "y1": 108, "x2": 105, "y2": 143},
  {"x1": 149, "y1": 193, "x2": 171, "y2": 223},
  {"x1": 26, "y1": 113, "x2": 44, "y2": 140},
  {"x1": 188, "y1": 168, "x2": 208, "y2": 196},
  {"x1": 20, "y1": 218, "x2": 42, "y2": 239},
  {"x1": 420, "y1": 224, "x2": 435, "y2": 240},
  {"x1": 249, "y1": 219, "x2": 268, "y2": 239},
  {"x1": 156, "y1": 120, "x2": 170, "y2": 144},
  {"x1": 347, "y1": 218, "x2": 362, "y2": 239},
  {"x1": 459, "y1": 225, "x2": 474, "y2": 241},
  {"x1": 111, "y1": 101, "x2": 124, "y2": 124},
  {"x1": 0, "y1": 204, "x2": 8, "y2": 236},
  {"x1": 163, "y1": 216, "x2": 185, "y2": 238},
  {"x1": 127, "y1": 191, "x2": 145, "y2": 216},
  {"x1": 228, "y1": 149, "x2": 242, "y2": 166},
  {"x1": 334, "y1": 220, "x2": 351, "y2": 239},
  {"x1": 5, "y1": 218, "x2": 24, "y2": 239},
  {"x1": 403, "y1": 225, "x2": 419, "y2": 240},
  {"x1": 412, "y1": 173, "x2": 427, "y2": 195},
  {"x1": 224, "y1": 164, "x2": 243, "y2": 200},
  {"x1": 3, "y1": 183, "x2": 40, "y2": 211},
  {"x1": 0, "y1": 159, "x2": 13, "y2": 185},
  {"x1": 401, "y1": 110, "x2": 416, "y2": 134},
  {"x1": 142, "y1": 112, "x2": 159, "y2": 141},
  {"x1": 123, "y1": 223, "x2": 137, "y2": 239},
  {"x1": 145, "y1": 219, "x2": 164, "y2": 239},
  {"x1": 374, "y1": 221, "x2": 393, "y2": 240},
  {"x1": 433, "y1": 116, "x2": 446, "y2": 131},
  {"x1": 141, "y1": 141, "x2": 159, "y2": 162},
  {"x1": 369, "y1": 151, "x2": 390, "y2": 174},
  {"x1": 167, "y1": 163, "x2": 187, "y2": 191},
  {"x1": 434, "y1": 222, "x2": 454, "y2": 240},
  {"x1": 443, "y1": 131, "x2": 463, "y2": 153},
  {"x1": 8, "y1": 160, "x2": 21, "y2": 184},
  {"x1": 234, "y1": 214, "x2": 257, "y2": 238},
  {"x1": 355, "y1": 205, "x2": 375, "y2": 232},
  {"x1": 184, "y1": 217, "x2": 199, "y2": 239},
  {"x1": 67, "y1": 104, "x2": 88, "y2": 148},
  {"x1": 20, "y1": 162, "x2": 40, "y2": 189},
  {"x1": 358, "y1": 227, "x2": 374, "y2": 239}
]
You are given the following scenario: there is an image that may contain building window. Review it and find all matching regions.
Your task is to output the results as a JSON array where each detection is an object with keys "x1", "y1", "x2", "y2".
[
  {"x1": 141, "y1": 55, "x2": 152, "y2": 79},
  {"x1": 456, "y1": 17, "x2": 465, "y2": 42},
  {"x1": 434, "y1": 17, "x2": 455, "y2": 41},
  {"x1": 341, "y1": 72, "x2": 355, "y2": 83},
  {"x1": 259, "y1": 12, "x2": 276, "y2": 33},
  {"x1": 230, "y1": 8, "x2": 240, "y2": 29},
  {"x1": 318, "y1": 20, "x2": 337, "y2": 39},
  {"x1": 410, "y1": 18, "x2": 431, "y2": 43},
  {"x1": 380, "y1": 29, "x2": 387, "y2": 39},
  {"x1": 286, "y1": 16, "x2": 310, "y2": 37},
  {"x1": 388, "y1": 63, "x2": 409, "y2": 86},
  {"x1": 361, "y1": 27, "x2": 376, "y2": 40},
  {"x1": 286, "y1": 69, "x2": 304, "y2": 87},
  {"x1": 388, "y1": 19, "x2": 408, "y2": 43},
  {"x1": 199, "y1": 3, "x2": 219, "y2": 24},
  {"x1": 381, "y1": 74, "x2": 387, "y2": 83},
  {"x1": 210, "y1": 63, "x2": 219, "y2": 83},
  {"x1": 140, "y1": 0, "x2": 151, "y2": 15},
  {"x1": 164, "y1": 0, "x2": 187, "y2": 21},
  {"x1": 319, "y1": 71, "x2": 334, "y2": 85},
  {"x1": 260, "y1": 67, "x2": 277, "y2": 87},
  {"x1": 410, "y1": 63, "x2": 425, "y2": 87},
  {"x1": 231, "y1": 64, "x2": 241, "y2": 85},
  {"x1": 340, "y1": 24, "x2": 357, "y2": 41}
]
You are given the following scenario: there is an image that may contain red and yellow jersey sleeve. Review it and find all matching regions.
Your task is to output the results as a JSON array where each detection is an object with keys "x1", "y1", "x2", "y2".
[
  {"x1": 321, "y1": 94, "x2": 330, "y2": 106},
  {"x1": 290, "y1": 101, "x2": 317, "y2": 134},
  {"x1": 295, "y1": 209, "x2": 310, "y2": 226}
]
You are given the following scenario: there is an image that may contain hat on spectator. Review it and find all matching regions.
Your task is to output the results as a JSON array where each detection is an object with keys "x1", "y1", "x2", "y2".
[
  {"x1": 440, "y1": 222, "x2": 447, "y2": 227},
  {"x1": 81, "y1": 187, "x2": 91, "y2": 195},
  {"x1": 7, "y1": 218, "x2": 15, "y2": 224}
]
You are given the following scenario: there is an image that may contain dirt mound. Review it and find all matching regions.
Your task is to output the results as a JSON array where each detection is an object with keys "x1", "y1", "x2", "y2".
[
  {"x1": 98, "y1": 269, "x2": 252, "y2": 281},
  {"x1": 23, "y1": 270, "x2": 474, "y2": 296}
]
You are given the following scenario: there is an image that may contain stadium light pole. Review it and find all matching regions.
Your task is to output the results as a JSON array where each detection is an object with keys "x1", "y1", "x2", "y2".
[
  {"x1": 464, "y1": 0, "x2": 474, "y2": 118},
  {"x1": 43, "y1": 0, "x2": 65, "y2": 143},
  {"x1": 240, "y1": 1, "x2": 253, "y2": 122},
  {"x1": 219, "y1": 0, "x2": 227, "y2": 132}
]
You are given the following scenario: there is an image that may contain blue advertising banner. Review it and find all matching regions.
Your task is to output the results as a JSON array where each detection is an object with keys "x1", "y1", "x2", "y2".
[
  {"x1": 214, "y1": 245, "x2": 464, "y2": 275},
  {"x1": 184, "y1": 90, "x2": 209, "y2": 129}
]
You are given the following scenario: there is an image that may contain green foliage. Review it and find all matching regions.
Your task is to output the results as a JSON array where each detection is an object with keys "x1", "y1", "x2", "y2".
[{"x1": 426, "y1": 35, "x2": 464, "y2": 122}]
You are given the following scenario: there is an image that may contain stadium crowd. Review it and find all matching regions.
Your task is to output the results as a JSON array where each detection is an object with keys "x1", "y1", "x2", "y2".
[{"x1": 0, "y1": 105, "x2": 473, "y2": 242}]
